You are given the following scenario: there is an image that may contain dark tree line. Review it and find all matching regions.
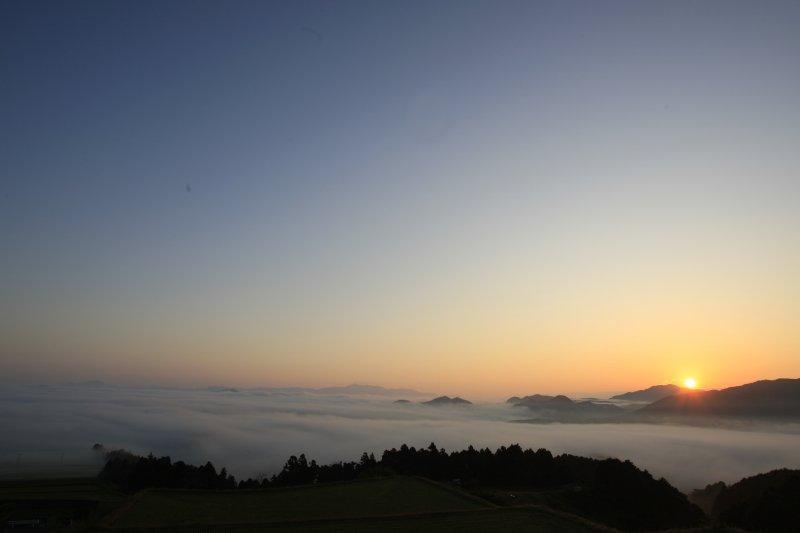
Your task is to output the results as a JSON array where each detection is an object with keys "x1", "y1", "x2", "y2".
[
  {"x1": 378, "y1": 443, "x2": 703, "y2": 530},
  {"x1": 95, "y1": 444, "x2": 236, "y2": 492},
  {"x1": 692, "y1": 468, "x2": 800, "y2": 532},
  {"x1": 94, "y1": 444, "x2": 378, "y2": 492},
  {"x1": 241, "y1": 452, "x2": 381, "y2": 488},
  {"x1": 94, "y1": 442, "x2": 704, "y2": 530}
]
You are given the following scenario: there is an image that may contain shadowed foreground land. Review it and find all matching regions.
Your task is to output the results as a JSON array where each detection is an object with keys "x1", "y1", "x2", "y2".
[
  {"x1": 110, "y1": 477, "x2": 483, "y2": 527},
  {"x1": 8, "y1": 443, "x2": 797, "y2": 531},
  {"x1": 105, "y1": 508, "x2": 610, "y2": 532},
  {"x1": 103, "y1": 476, "x2": 608, "y2": 532},
  {"x1": 0, "y1": 477, "x2": 124, "y2": 529},
  {"x1": 0, "y1": 475, "x2": 609, "y2": 531},
  {"x1": 95, "y1": 443, "x2": 705, "y2": 530}
]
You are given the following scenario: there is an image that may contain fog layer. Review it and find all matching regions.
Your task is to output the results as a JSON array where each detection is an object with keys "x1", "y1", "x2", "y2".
[{"x1": 2, "y1": 384, "x2": 799, "y2": 490}]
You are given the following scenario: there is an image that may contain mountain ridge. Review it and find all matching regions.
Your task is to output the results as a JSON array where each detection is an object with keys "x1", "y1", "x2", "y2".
[
  {"x1": 422, "y1": 395, "x2": 473, "y2": 406},
  {"x1": 611, "y1": 384, "x2": 682, "y2": 402},
  {"x1": 639, "y1": 378, "x2": 800, "y2": 419}
]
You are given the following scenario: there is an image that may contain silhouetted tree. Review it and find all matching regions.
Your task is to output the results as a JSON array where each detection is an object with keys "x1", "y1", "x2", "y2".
[{"x1": 95, "y1": 442, "x2": 705, "y2": 530}]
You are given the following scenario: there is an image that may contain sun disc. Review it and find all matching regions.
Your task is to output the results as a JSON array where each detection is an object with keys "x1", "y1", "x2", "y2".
[{"x1": 683, "y1": 377, "x2": 697, "y2": 389}]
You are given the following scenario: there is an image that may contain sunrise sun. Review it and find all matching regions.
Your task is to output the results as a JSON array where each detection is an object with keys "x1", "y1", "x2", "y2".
[{"x1": 683, "y1": 377, "x2": 698, "y2": 389}]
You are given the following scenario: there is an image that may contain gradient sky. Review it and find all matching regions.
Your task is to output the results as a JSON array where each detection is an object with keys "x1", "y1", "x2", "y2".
[{"x1": 2, "y1": 0, "x2": 799, "y2": 398}]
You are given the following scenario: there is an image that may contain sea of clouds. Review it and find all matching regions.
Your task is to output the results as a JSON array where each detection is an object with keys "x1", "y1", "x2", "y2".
[{"x1": 2, "y1": 383, "x2": 800, "y2": 491}]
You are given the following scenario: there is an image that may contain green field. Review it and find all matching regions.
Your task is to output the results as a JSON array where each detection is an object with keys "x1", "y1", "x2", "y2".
[
  {"x1": 107, "y1": 507, "x2": 610, "y2": 532},
  {"x1": 0, "y1": 477, "x2": 123, "y2": 502},
  {"x1": 104, "y1": 476, "x2": 611, "y2": 532},
  {"x1": 0, "y1": 476, "x2": 613, "y2": 532},
  {"x1": 110, "y1": 477, "x2": 486, "y2": 527},
  {"x1": 0, "y1": 477, "x2": 125, "y2": 529}
]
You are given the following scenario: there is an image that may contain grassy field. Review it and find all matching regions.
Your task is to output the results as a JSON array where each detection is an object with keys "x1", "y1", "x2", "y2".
[
  {"x1": 0, "y1": 476, "x2": 613, "y2": 531},
  {"x1": 106, "y1": 506, "x2": 611, "y2": 532},
  {"x1": 0, "y1": 477, "x2": 125, "y2": 529},
  {"x1": 0, "y1": 462, "x2": 100, "y2": 481},
  {"x1": 109, "y1": 477, "x2": 489, "y2": 528},
  {"x1": 0, "y1": 477, "x2": 123, "y2": 502},
  {"x1": 104, "y1": 476, "x2": 612, "y2": 532}
]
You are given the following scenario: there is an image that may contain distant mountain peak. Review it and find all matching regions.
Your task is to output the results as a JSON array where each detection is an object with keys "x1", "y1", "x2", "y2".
[
  {"x1": 422, "y1": 395, "x2": 472, "y2": 406},
  {"x1": 507, "y1": 393, "x2": 623, "y2": 422},
  {"x1": 315, "y1": 384, "x2": 429, "y2": 397},
  {"x1": 551, "y1": 395, "x2": 573, "y2": 404},
  {"x1": 507, "y1": 394, "x2": 557, "y2": 405},
  {"x1": 638, "y1": 378, "x2": 800, "y2": 419},
  {"x1": 611, "y1": 384, "x2": 682, "y2": 402}
]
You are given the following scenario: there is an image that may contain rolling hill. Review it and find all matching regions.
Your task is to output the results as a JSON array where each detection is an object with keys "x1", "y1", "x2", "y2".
[
  {"x1": 690, "y1": 468, "x2": 800, "y2": 531},
  {"x1": 638, "y1": 378, "x2": 800, "y2": 419},
  {"x1": 508, "y1": 394, "x2": 623, "y2": 422},
  {"x1": 611, "y1": 384, "x2": 682, "y2": 402},
  {"x1": 103, "y1": 476, "x2": 611, "y2": 532},
  {"x1": 422, "y1": 396, "x2": 472, "y2": 406}
]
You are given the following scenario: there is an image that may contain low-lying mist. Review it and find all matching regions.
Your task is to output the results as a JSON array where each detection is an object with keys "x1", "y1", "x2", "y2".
[{"x1": 2, "y1": 383, "x2": 799, "y2": 491}]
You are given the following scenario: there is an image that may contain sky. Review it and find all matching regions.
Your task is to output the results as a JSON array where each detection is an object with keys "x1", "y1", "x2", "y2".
[{"x1": 2, "y1": 0, "x2": 799, "y2": 398}]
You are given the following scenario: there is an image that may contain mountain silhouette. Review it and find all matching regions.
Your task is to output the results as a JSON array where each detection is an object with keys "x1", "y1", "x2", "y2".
[
  {"x1": 507, "y1": 394, "x2": 575, "y2": 407},
  {"x1": 257, "y1": 384, "x2": 431, "y2": 397},
  {"x1": 422, "y1": 396, "x2": 472, "y2": 405},
  {"x1": 639, "y1": 378, "x2": 800, "y2": 419},
  {"x1": 611, "y1": 384, "x2": 682, "y2": 402},
  {"x1": 316, "y1": 384, "x2": 429, "y2": 397},
  {"x1": 509, "y1": 393, "x2": 623, "y2": 422},
  {"x1": 506, "y1": 394, "x2": 559, "y2": 405}
]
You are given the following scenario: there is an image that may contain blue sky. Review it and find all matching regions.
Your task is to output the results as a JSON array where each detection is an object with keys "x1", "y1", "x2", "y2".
[{"x1": 2, "y1": 1, "x2": 799, "y2": 394}]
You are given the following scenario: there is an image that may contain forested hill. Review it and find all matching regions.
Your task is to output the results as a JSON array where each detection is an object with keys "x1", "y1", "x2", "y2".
[
  {"x1": 691, "y1": 468, "x2": 800, "y2": 531},
  {"x1": 96, "y1": 443, "x2": 703, "y2": 531}
]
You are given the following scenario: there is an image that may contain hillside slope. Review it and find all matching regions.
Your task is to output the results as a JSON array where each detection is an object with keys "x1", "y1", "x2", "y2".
[
  {"x1": 639, "y1": 378, "x2": 800, "y2": 419},
  {"x1": 611, "y1": 384, "x2": 681, "y2": 402}
]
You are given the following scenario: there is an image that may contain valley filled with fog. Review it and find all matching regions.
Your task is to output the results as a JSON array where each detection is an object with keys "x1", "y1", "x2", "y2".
[{"x1": 2, "y1": 383, "x2": 799, "y2": 491}]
